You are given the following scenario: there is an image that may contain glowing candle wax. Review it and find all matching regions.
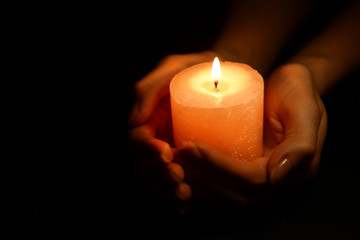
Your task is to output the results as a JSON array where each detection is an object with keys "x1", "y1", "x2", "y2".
[{"x1": 170, "y1": 58, "x2": 264, "y2": 160}]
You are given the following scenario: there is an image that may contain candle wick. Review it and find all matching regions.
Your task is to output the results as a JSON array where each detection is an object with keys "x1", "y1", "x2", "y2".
[{"x1": 214, "y1": 80, "x2": 219, "y2": 90}]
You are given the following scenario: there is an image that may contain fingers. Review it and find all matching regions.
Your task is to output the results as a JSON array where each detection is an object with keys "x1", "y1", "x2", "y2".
[
  {"x1": 265, "y1": 63, "x2": 327, "y2": 186},
  {"x1": 176, "y1": 141, "x2": 269, "y2": 207},
  {"x1": 267, "y1": 138, "x2": 316, "y2": 185},
  {"x1": 129, "y1": 117, "x2": 192, "y2": 201},
  {"x1": 129, "y1": 52, "x2": 217, "y2": 126},
  {"x1": 167, "y1": 162, "x2": 192, "y2": 200},
  {"x1": 269, "y1": 102, "x2": 322, "y2": 184},
  {"x1": 128, "y1": 72, "x2": 171, "y2": 126},
  {"x1": 267, "y1": 108, "x2": 320, "y2": 185},
  {"x1": 129, "y1": 95, "x2": 174, "y2": 163},
  {"x1": 129, "y1": 124, "x2": 173, "y2": 164},
  {"x1": 167, "y1": 162, "x2": 184, "y2": 183},
  {"x1": 128, "y1": 51, "x2": 220, "y2": 204},
  {"x1": 182, "y1": 141, "x2": 268, "y2": 185},
  {"x1": 175, "y1": 182, "x2": 192, "y2": 200},
  {"x1": 267, "y1": 97, "x2": 322, "y2": 186},
  {"x1": 130, "y1": 125, "x2": 192, "y2": 201}
]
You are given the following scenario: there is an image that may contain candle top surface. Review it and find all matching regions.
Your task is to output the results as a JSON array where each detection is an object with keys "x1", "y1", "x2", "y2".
[{"x1": 170, "y1": 61, "x2": 263, "y2": 108}]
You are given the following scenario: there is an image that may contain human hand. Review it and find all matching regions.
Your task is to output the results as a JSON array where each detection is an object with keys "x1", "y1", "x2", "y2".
[
  {"x1": 176, "y1": 63, "x2": 327, "y2": 208},
  {"x1": 129, "y1": 56, "x2": 327, "y2": 209},
  {"x1": 128, "y1": 51, "x2": 217, "y2": 200},
  {"x1": 264, "y1": 63, "x2": 327, "y2": 185}
]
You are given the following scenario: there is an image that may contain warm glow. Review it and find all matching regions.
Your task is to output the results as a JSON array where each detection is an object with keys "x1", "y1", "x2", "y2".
[{"x1": 212, "y1": 57, "x2": 221, "y2": 80}]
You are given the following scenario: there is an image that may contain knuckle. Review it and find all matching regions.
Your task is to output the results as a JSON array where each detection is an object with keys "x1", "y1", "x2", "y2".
[
  {"x1": 296, "y1": 141, "x2": 316, "y2": 163},
  {"x1": 163, "y1": 54, "x2": 181, "y2": 63},
  {"x1": 128, "y1": 126, "x2": 142, "y2": 142},
  {"x1": 158, "y1": 54, "x2": 184, "y2": 68},
  {"x1": 133, "y1": 80, "x2": 147, "y2": 95}
]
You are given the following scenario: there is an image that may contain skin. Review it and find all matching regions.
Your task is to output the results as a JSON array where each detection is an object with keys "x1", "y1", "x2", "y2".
[
  {"x1": 129, "y1": 53, "x2": 327, "y2": 207},
  {"x1": 128, "y1": 0, "x2": 360, "y2": 209}
]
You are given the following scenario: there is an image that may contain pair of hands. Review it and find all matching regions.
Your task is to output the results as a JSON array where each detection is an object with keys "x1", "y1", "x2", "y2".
[{"x1": 129, "y1": 51, "x2": 327, "y2": 209}]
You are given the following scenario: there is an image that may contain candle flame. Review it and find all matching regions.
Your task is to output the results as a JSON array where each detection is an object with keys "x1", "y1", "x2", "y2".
[{"x1": 212, "y1": 57, "x2": 221, "y2": 80}]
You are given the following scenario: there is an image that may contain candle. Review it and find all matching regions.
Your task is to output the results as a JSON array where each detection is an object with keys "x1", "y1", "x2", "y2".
[{"x1": 170, "y1": 57, "x2": 264, "y2": 160}]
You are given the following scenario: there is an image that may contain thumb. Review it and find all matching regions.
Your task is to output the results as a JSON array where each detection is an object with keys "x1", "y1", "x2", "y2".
[
  {"x1": 183, "y1": 141, "x2": 268, "y2": 185},
  {"x1": 267, "y1": 101, "x2": 320, "y2": 185},
  {"x1": 268, "y1": 139, "x2": 316, "y2": 186}
]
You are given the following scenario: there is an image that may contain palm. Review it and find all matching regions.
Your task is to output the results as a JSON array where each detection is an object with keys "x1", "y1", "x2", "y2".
[
  {"x1": 263, "y1": 64, "x2": 327, "y2": 183},
  {"x1": 173, "y1": 64, "x2": 327, "y2": 208},
  {"x1": 130, "y1": 58, "x2": 327, "y2": 209}
]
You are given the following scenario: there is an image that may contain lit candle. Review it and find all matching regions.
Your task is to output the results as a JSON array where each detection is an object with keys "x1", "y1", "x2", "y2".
[{"x1": 170, "y1": 57, "x2": 264, "y2": 160}]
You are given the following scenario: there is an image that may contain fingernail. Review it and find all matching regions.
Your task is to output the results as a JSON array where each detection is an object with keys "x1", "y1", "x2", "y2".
[
  {"x1": 160, "y1": 145, "x2": 173, "y2": 163},
  {"x1": 169, "y1": 169, "x2": 182, "y2": 183},
  {"x1": 176, "y1": 182, "x2": 192, "y2": 200},
  {"x1": 167, "y1": 163, "x2": 184, "y2": 183},
  {"x1": 182, "y1": 141, "x2": 202, "y2": 158},
  {"x1": 270, "y1": 158, "x2": 291, "y2": 185}
]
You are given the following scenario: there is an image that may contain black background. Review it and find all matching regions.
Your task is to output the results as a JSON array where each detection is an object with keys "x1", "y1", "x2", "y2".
[{"x1": 5, "y1": 0, "x2": 360, "y2": 239}]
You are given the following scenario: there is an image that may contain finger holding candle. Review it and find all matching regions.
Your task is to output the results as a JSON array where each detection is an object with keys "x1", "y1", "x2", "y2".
[
  {"x1": 129, "y1": 97, "x2": 174, "y2": 164},
  {"x1": 129, "y1": 52, "x2": 218, "y2": 126},
  {"x1": 177, "y1": 141, "x2": 269, "y2": 207},
  {"x1": 128, "y1": 52, "x2": 323, "y2": 206},
  {"x1": 166, "y1": 162, "x2": 184, "y2": 183},
  {"x1": 264, "y1": 63, "x2": 327, "y2": 186},
  {"x1": 130, "y1": 124, "x2": 173, "y2": 164},
  {"x1": 182, "y1": 141, "x2": 268, "y2": 185},
  {"x1": 175, "y1": 182, "x2": 192, "y2": 201},
  {"x1": 129, "y1": 79, "x2": 170, "y2": 127},
  {"x1": 129, "y1": 96, "x2": 186, "y2": 202},
  {"x1": 129, "y1": 52, "x2": 224, "y2": 207}
]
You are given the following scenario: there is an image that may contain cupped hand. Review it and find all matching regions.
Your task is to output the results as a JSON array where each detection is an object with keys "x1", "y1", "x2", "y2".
[
  {"x1": 129, "y1": 54, "x2": 327, "y2": 209},
  {"x1": 128, "y1": 52, "x2": 217, "y2": 200},
  {"x1": 177, "y1": 63, "x2": 327, "y2": 208},
  {"x1": 264, "y1": 63, "x2": 327, "y2": 185}
]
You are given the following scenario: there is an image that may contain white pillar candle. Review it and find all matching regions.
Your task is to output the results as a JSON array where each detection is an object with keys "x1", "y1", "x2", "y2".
[{"x1": 170, "y1": 58, "x2": 264, "y2": 160}]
